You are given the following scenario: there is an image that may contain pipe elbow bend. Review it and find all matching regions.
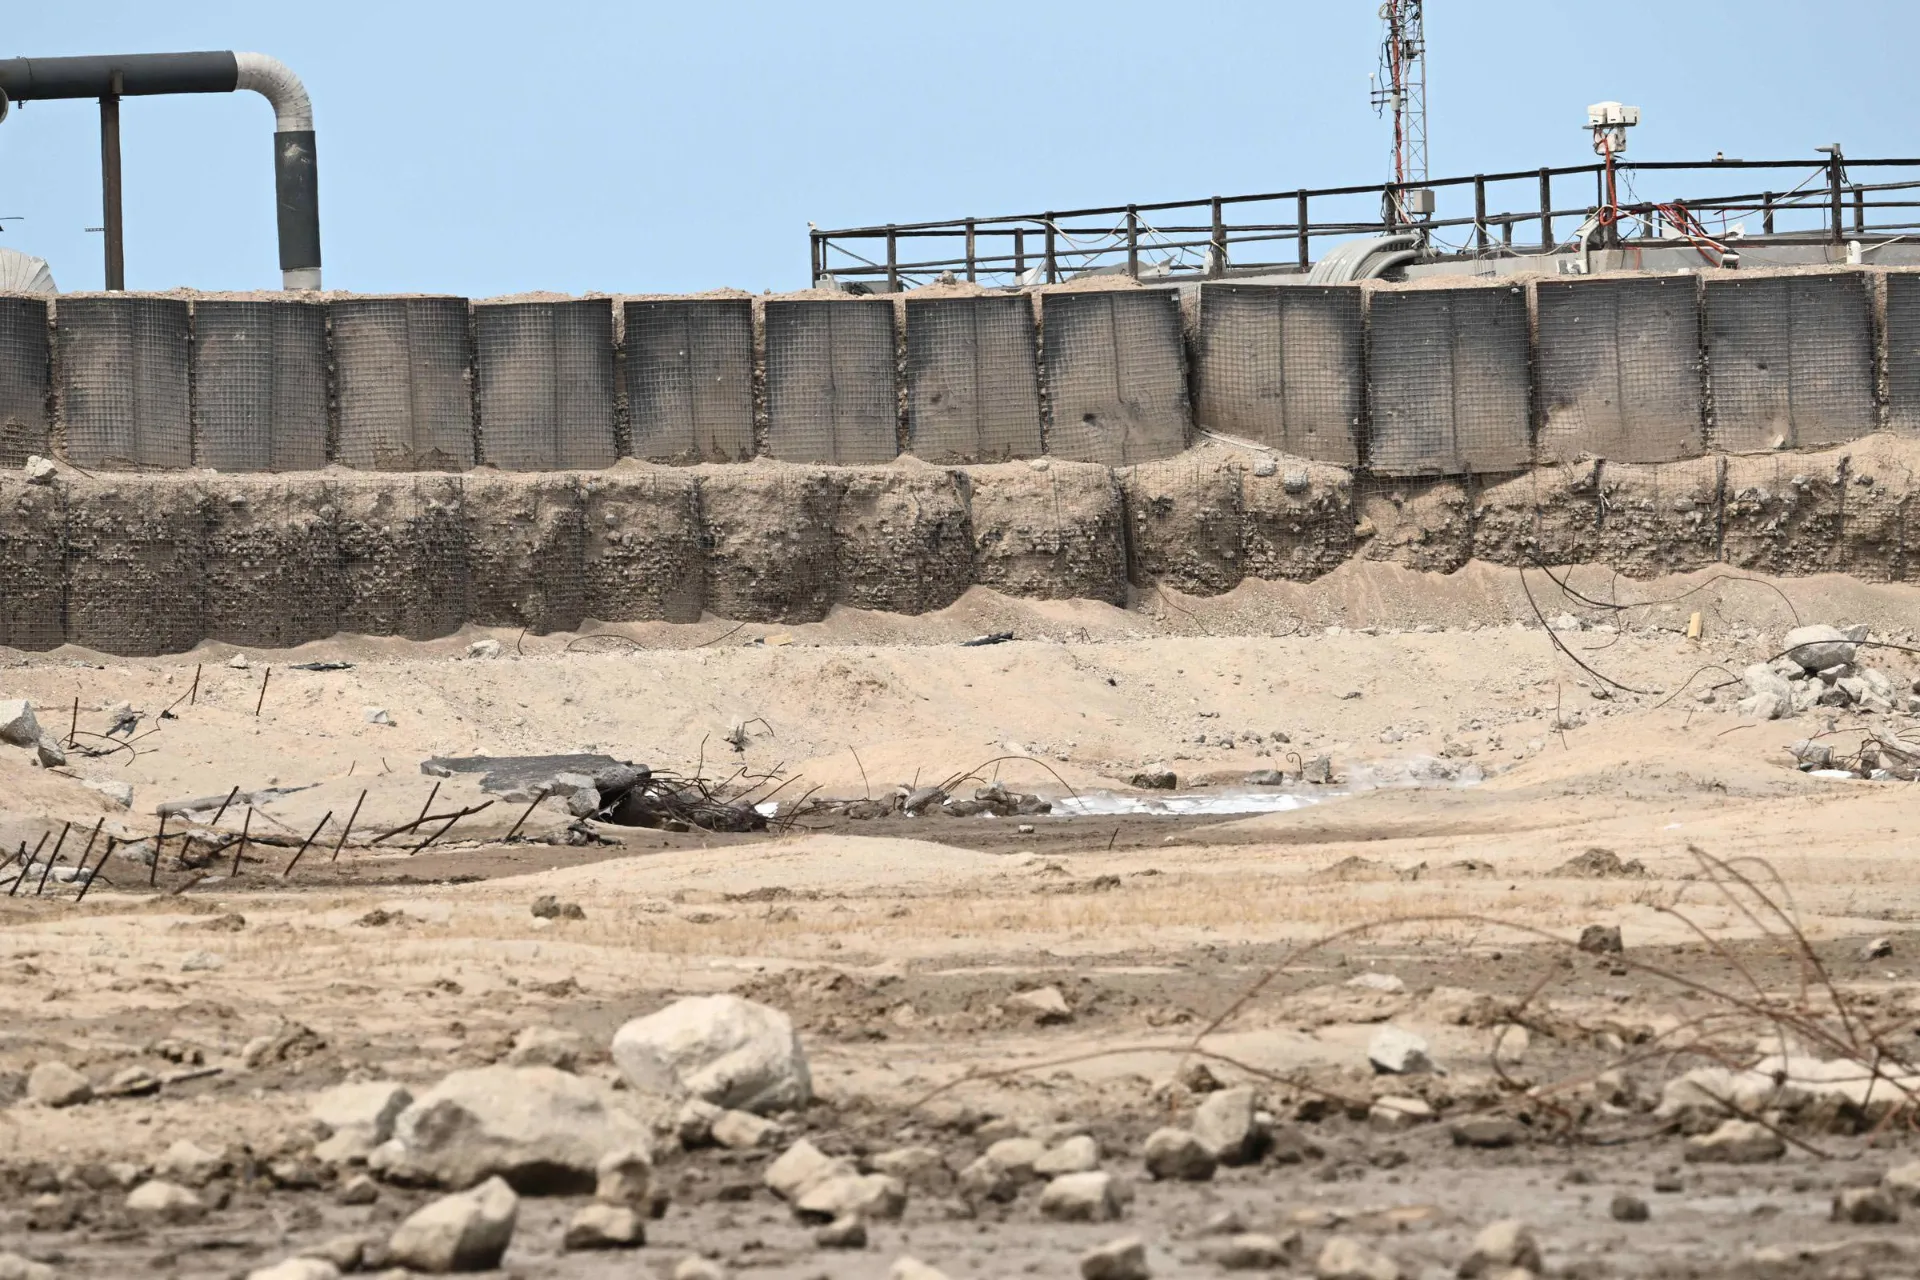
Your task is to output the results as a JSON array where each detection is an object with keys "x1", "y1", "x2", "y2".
[{"x1": 234, "y1": 52, "x2": 311, "y2": 132}]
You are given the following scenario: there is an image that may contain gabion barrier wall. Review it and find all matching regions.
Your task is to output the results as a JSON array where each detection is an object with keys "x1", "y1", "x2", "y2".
[
  {"x1": 56, "y1": 294, "x2": 192, "y2": 469},
  {"x1": 0, "y1": 297, "x2": 50, "y2": 467},
  {"x1": 331, "y1": 296, "x2": 476, "y2": 471},
  {"x1": 623, "y1": 298, "x2": 756, "y2": 463},
  {"x1": 1366, "y1": 284, "x2": 1531, "y2": 475},
  {"x1": 474, "y1": 300, "x2": 618, "y2": 471},
  {"x1": 904, "y1": 294, "x2": 1044, "y2": 463},
  {"x1": 763, "y1": 299, "x2": 899, "y2": 465},
  {"x1": 1706, "y1": 272, "x2": 1876, "y2": 452},
  {"x1": 7, "y1": 439, "x2": 1920, "y2": 655},
  {"x1": 1535, "y1": 276, "x2": 1705, "y2": 464},
  {"x1": 1193, "y1": 283, "x2": 1363, "y2": 465},
  {"x1": 192, "y1": 300, "x2": 329, "y2": 472},
  {"x1": 1890, "y1": 271, "x2": 1920, "y2": 437},
  {"x1": 1042, "y1": 288, "x2": 1191, "y2": 466},
  {"x1": 4, "y1": 269, "x2": 1918, "y2": 485}
]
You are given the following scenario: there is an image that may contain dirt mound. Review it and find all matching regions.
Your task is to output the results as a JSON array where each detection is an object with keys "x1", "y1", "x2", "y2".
[{"x1": 1549, "y1": 847, "x2": 1651, "y2": 879}]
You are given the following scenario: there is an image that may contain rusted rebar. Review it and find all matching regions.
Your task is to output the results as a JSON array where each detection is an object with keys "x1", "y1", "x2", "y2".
[
  {"x1": 281, "y1": 810, "x2": 333, "y2": 878},
  {"x1": 330, "y1": 789, "x2": 368, "y2": 863}
]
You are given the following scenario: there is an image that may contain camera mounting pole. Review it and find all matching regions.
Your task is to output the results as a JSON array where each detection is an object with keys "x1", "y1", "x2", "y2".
[{"x1": 0, "y1": 51, "x2": 320, "y2": 290}]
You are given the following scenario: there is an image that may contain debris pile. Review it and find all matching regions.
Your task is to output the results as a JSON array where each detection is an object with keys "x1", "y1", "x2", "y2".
[
  {"x1": 422, "y1": 754, "x2": 768, "y2": 833},
  {"x1": 800, "y1": 782, "x2": 1053, "y2": 821},
  {"x1": 1741, "y1": 624, "x2": 1908, "y2": 720}
]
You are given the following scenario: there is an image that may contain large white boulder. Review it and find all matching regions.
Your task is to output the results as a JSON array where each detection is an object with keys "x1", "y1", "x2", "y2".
[
  {"x1": 387, "y1": 1176, "x2": 518, "y2": 1273},
  {"x1": 1781, "y1": 625, "x2": 1858, "y2": 672},
  {"x1": 370, "y1": 1065, "x2": 654, "y2": 1192},
  {"x1": 611, "y1": 995, "x2": 810, "y2": 1114}
]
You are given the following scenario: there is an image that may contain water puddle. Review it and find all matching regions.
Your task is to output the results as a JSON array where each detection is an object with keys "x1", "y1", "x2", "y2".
[
  {"x1": 1055, "y1": 754, "x2": 1486, "y2": 818},
  {"x1": 1055, "y1": 789, "x2": 1325, "y2": 817}
]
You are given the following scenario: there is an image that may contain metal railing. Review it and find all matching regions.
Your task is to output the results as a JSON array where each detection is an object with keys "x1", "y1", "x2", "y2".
[{"x1": 811, "y1": 156, "x2": 1920, "y2": 289}]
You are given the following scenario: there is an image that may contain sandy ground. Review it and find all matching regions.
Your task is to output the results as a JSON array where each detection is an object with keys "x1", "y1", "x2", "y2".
[{"x1": 3, "y1": 562, "x2": 1920, "y2": 1278}]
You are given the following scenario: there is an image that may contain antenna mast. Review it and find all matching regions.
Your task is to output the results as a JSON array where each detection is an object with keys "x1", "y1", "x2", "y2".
[{"x1": 1372, "y1": 0, "x2": 1428, "y2": 225}]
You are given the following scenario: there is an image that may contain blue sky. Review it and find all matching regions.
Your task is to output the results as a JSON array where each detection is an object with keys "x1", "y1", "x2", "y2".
[{"x1": 2, "y1": 1, "x2": 1913, "y2": 295}]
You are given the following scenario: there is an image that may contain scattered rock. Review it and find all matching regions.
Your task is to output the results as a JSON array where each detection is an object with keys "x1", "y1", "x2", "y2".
[
  {"x1": 1200, "y1": 1209, "x2": 1249, "y2": 1236},
  {"x1": 1034, "y1": 1134, "x2": 1101, "y2": 1176},
  {"x1": 766, "y1": 1139, "x2": 856, "y2": 1202},
  {"x1": 245, "y1": 1260, "x2": 340, "y2": 1280},
  {"x1": 156, "y1": 1138, "x2": 227, "y2": 1186},
  {"x1": 126, "y1": 1179, "x2": 206, "y2": 1223},
  {"x1": 794, "y1": 1172, "x2": 906, "y2": 1223},
  {"x1": 0, "y1": 700, "x2": 40, "y2": 747},
  {"x1": 675, "y1": 1097, "x2": 723, "y2": 1148},
  {"x1": 815, "y1": 1215, "x2": 868, "y2": 1248},
  {"x1": 312, "y1": 1081, "x2": 413, "y2": 1164},
  {"x1": 563, "y1": 1202, "x2": 645, "y2": 1250},
  {"x1": 958, "y1": 1153, "x2": 1022, "y2": 1203},
  {"x1": 1683, "y1": 1119, "x2": 1784, "y2": 1164},
  {"x1": 1193, "y1": 1086, "x2": 1268, "y2": 1164},
  {"x1": 1459, "y1": 1220, "x2": 1542, "y2": 1277},
  {"x1": 675, "y1": 1259, "x2": 728, "y2": 1280},
  {"x1": 611, "y1": 994, "x2": 810, "y2": 1114},
  {"x1": 33, "y1": 737, "x2": 64, "y2": 768},
  {"x1": 1833, "y1": 1186, "x2": 1900, "y2": 1224},
  {"x1": 386, "y1": 1176, "x2": 518, "y2": 1273},
  {"x1": 1883, "y1": 1161, "x2": 1920, "y2": 1203},
  {"x1": 1007, "y1": 985, "x2": 1073, "y2": 1024},
  {"x1": 1317, "y1": 1236, "x2": 1401, "y2": 1280},
  {"x1": 228, "y1": 654, "x2": 251, "y2": 669},
  {"x1": 1609, "y1": 1193, "x2": 1649, "y2": 1222},
  {"x1": 0, "y1": 1253, "x2": 55, "y2": 1280},
  {"x1": 82, "y1": 778, "x2": 135, "y2": 809},
  {"x1": 1210, "y1": 1233, "x2": 1302, "y2": 1271},
  {"x1": 982, "y1": 1136, "x2": 1045, "y2": 1181},
  {"x1": 1450, "y1": 1117, "x2": 1527, "y2": 1149},
  {"x1": 1367, "y1": 1026, "x2": 1437, "y2": 1075},
  {"x1": 297, "y1": 1237, "x2": 367, "y2": 1272},
  {"x1": 26, "y1": 1062, "x2": 91, "y2": 1108},
  {"x1": 181, "y1": 950, "x2": 226, "y2": 973},
  {"x1": 1142, "y1": 1127, "x2": 1215, "y2": 1181},
  {"x1": 1039, "y1": 1171, "x2": 1125, "y2": 1222},
  {"x1": 371, "y1": 1064, "x2": 655, "y2": 1192},
  {"x1": 1861, "y1": 937, "x2": 1894, "y2": 961},
  {"x1": 363, "y1": 707, "x2": 394, "y2": 727},
  {"x1": 891, "y1": 1259, "x2": 951, "y2": 1280},
  {"x1": 1577, "y1": 924, "x2": 1624, "y2": 955},
  {"x1": 594, "y1": 1146, "x2": 654, "y2": 1206},
  {"x1": 504, "y1": 1026, "x2": 585, "y2": 1072},
  {"x1": 22, "y1": 455, "x2": 56, "y2": 485},
  {"x1": 1080, "y1": 1236, "x2": 1150, "y2": 1280},
  {"x1": 1130, "y1": 768, "x2": 1177, "y2": 790},
  {"x1": 337, "y1": 1174, "x2": 380, "y2": 1205},
  {"x1": 870, "y1": 1145, "x2": 950, "y2": 1190},
  {"x1": 1742, "y1": 662, "x2": 1795, "y2": 705},
  {"x1": 710, "y1": 1108, "x2": 784, "y2": 1149},
  {"x1": 1244, "y1": 768, "x2": 1285, "y2": 785},
  {"x1": 1369, "y1": 1096, "x2": 1435, "y2": 1132},
  {"x1": 1347, "y1": 971, "x2": 1406, "y2": 993},
  {"x1": 529, "y1": 894, "x2": 585, "y2": 921},
  {"x1": 466, "y1": 639, "x2": 503, "y2": 660}
]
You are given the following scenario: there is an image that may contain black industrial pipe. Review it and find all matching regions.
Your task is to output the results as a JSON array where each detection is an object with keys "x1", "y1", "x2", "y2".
[{"x1": 0, "y1": 51, "x2": 320, "y2": 289}]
